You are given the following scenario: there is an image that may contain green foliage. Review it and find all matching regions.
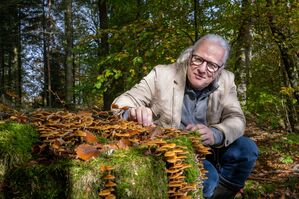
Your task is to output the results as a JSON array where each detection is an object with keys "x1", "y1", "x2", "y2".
[
  {"x1": 279, "y1": 155, "x2": 293, "y2": 164},
  {"x1": 245, "y1": 91, "x2": 284, "y2": 129},
  {"x1": 280, "y1": 86, "x2": 299, "y2": 105}
]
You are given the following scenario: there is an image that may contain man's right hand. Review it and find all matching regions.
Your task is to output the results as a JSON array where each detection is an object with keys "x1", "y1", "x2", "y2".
[{"x1": 128, "y1": 106, "x2": 154, "y2": 126}]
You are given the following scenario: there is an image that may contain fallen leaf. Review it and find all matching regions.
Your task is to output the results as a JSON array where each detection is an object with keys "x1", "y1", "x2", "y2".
[{"x1": 75, "y1": 144, "x2": 99, "y2": 161}]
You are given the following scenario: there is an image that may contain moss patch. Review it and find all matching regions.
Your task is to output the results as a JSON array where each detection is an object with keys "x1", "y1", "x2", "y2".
[
  {"x1": 108, "y1": 147, "x2": 168, "y2": 199},
  {"x1": 0, "y1": 122, "x2": 39, "y2": 167}
]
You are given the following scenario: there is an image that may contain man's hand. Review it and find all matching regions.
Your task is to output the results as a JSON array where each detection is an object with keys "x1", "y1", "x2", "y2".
[
  {"x1": 128, "y1": 106, "x2": 154, "y2": 126},
  {"x1": 186, "y1": 124, "x2": 215, "y2": 146}
]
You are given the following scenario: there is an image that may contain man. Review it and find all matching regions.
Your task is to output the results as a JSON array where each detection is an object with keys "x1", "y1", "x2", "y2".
[{"x1": 111, "y1": 34, "x2": 258, "y2": 199}]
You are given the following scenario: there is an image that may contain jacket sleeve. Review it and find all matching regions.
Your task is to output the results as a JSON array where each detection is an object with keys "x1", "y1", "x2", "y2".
[
  {"x1": 111, "y1": 67, "x2": 157, "y2": 116},
  {"x1": 210, "y1": 72, "x2": 246, "y2": 147}
]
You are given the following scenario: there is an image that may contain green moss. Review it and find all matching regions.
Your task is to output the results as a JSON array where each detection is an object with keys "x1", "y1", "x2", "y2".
[
  {"x1": 4, "y1": 159, "x2": 70, "y2": 199},
  {"x1": 0, "y1": 122, "x2": 39, "y2": 167},
  {"x1": 69, "y1": 160, "x2": 103, "y2": 199},
  {"x1": 108, "y1": 147, "x2": 168, "y2": 199}
]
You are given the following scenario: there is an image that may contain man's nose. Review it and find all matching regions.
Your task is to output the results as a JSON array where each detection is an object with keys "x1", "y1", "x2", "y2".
[{"x1": 197, "y1": 61, "x2": 207, "y2": 72}]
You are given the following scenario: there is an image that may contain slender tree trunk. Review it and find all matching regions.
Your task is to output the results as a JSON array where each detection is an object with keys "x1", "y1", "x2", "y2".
[
  {"x1": 98, "y1": 0, "x2": 110, "y2": 110},
  {"x1": 0, "y1": 45, "x2": 3, "y2": 96},
  {"x1": 234, "y1": 0, "x2": 253, "y2": 106},
  {"x1": 16, "y1": 6, "x2": 22, "y2": 107},
  {"x1": 193, "y1": 0, "x2": 199, "y2": 42},
  {"x1": 42, "y1": 0, "x2": 52, "y2": 107},
  {"x1": 65, "y1": 0, "x2": 74, "y2": 107},
  {"x1": 8, "y1": 49, "x2": 12, "y2": 91}
]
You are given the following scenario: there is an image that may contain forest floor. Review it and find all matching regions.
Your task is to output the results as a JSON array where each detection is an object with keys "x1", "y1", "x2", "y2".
[{"x1": 239, "y1": 120, "x2": 299, "y2": 199}]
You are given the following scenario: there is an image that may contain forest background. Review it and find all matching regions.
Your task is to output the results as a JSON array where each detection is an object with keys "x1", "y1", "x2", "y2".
[{"x1": 0, "y1": 0, "x2": 298, "y2": 132}]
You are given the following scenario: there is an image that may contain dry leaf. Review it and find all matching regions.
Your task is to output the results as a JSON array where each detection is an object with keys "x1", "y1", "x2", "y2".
[{"x1": 75, "y1": 144, "x2": 99, "y2": 161}]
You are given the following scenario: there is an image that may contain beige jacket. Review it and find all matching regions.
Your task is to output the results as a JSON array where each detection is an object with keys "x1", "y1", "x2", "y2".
[{"x1": 112, "y1": 63, "x2": 245, "y2": 146}]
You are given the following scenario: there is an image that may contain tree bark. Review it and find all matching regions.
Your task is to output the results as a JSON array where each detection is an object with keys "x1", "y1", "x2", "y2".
[
  {"x1": 193, "y1": 0, "x2": 199, "y2": 42},
  {"x1": 16, "y1": 6, "x2": 22, "y2": 107},
  {"x1": 234, "y1": 0, "x2": 253, "y2": 106},
  {"x1": 42, "y1": 0, "x2": 52, "y2": 107},
  {"x1": 64, "y1": 0, "x2": 74, "y2": 108},
  {"x1": 98, "y1": 0, "x2": 111, "y2": 110}
]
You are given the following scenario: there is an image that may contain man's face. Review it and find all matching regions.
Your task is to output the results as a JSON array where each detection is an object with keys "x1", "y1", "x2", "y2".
[{"x1": 187, "y1": 40, "x2": 225, "y2": 90}]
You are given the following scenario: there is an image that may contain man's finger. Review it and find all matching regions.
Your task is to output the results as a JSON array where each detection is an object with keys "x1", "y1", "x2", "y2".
[
  {"x1": 136, "y1": 107, "x2": 143, "y2": 125},
  {"x1": 186, "y1": 124, "x2": 194, "y2": 130},
  {"x1": 129, "y1": 108, "x2": 137, "y2": 121},
  {"x1": 147, "y1": 108, "x2": 153, "y2": 126},
  {"x1": 141, "y1": 107, "x2": 149, "y2": 126}
]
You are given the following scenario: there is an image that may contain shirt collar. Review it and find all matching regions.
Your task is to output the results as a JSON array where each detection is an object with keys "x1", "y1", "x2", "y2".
[{"x1": 185, "y1": 80, "x2": 219, "y2": 98}]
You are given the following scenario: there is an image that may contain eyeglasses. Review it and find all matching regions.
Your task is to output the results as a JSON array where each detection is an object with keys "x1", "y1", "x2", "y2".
[{"x1": 190, "y1": 54, "x2": 222, "y2": 73}]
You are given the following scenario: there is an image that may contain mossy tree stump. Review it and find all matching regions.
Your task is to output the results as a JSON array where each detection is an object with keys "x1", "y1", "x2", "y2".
[{"x1": 1, "y1": 110, "x2": 207, "y2": 199}]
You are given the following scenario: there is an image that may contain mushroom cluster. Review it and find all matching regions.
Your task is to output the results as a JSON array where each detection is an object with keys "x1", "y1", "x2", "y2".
[
  {"x1": 190, "y1": 136, "x2": 212, "y2": 183},
  {"x1": 98, "y1": 165, "x2": 117, "y2": 199},
  {"x1": 143, "y1": 140, "x2": 198, "y2": 198},
  {"x1": 10, "y1": 108, "x2": 212, "y2": 198}
]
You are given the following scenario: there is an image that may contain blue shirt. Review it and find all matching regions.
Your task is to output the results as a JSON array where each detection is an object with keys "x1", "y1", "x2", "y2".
[{"x1": 180, "y1": 81, "x2": 224, "y2": 146}]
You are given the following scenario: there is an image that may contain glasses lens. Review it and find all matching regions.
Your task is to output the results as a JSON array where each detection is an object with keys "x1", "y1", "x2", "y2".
[
  {"x1": 206, "y1": 63, "x2": 218, "y2": 72},
  {"x1": 191, "y1": 55, "x2": 203, "y2": 65}
]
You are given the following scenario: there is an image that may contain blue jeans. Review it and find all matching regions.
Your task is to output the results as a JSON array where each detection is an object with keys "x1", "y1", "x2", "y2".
[{"x1": 203, "y1": 136, "x2": 258, "y2": 198}]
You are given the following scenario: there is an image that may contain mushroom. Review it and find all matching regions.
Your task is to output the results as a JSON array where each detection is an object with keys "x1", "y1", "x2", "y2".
[
  {"x1": 166, "y1": 157, "x2": 178, "y2": 163},
  {"x1": 169, "y1": 171, "x2": 184, "y2": 179},
  {"x1": 105, "y1": 194, "x2": 116, "y2": 199},
  {"x1": 98, "y1": 189, "x2": 111, "y2": 196},
  {"x1": 168, "y1": 182, "x2": 183, "y2": 188},
  {"x1": 104, "y1": 174, "x2": 115, "y2": 180},
  {"x1": 105, "y1": 181, "x2": 117, "y2": 188},
  {"x1": 113, "y1": 133, "x2": 130, "y2": 137},
  {"x1": 166, "y1": 168, "x2": 181, "y2": 174},
  {"x1": 164, "y1": 151, "x2": 176, "y2": 157},
  {"x1": 161, "y1": 143, "x2": 176, "y2": 148}
]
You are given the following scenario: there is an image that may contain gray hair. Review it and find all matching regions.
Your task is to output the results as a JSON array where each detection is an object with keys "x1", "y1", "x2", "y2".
[{"x1": 177, "y1": 34, "x2": 230, "y2": 67}]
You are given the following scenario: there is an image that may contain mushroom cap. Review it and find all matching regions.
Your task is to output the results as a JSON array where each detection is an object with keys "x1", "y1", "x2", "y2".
[
  {"x1": 100, "y1": 165, "x2": 113, "y2": 172},
  {"x1": 172, "y1": 149, "x2": 186, "y2": 154},
  {"x1": 105, "y1": 194, "x2": 116, "y2": 199},
  {"x1": 160, "y1": 143, "x2": 176, "y2": 149},
  {"x1": 166, "y1": 157, "x2": 178, "y2": 163},
  {"x1": 113, "y1": 133, "x2": 130, "y2": 137},
  {"x1": 105, "y1": 181, "x2": 117, "y2": 187},
  {"x1": 166, "y1": 168, "x2": 181, "y2": 174},
  {"x1": 164, "y1": 151, "x2": 176, "y2": 157},
  {"x1": 98, "y1": 189, "x2": 111, "y2": 196},
  {"x1": 169, "y1": 171, "x2": 184, "y2": 179},
  {"x1": 129, "y1": 138, "x2": 140, "y2": 143},
  {"x1": 168, "y1": 182, "x2": 183, "y2": 187},
  {"x1": 104, "y1": 174, "x2": 115, "y2": 180}
]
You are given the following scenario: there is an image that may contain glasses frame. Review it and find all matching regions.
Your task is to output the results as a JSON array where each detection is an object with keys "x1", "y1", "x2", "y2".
[{"x1": 190, "y1": 53, "x2": 223, "y2": 73}]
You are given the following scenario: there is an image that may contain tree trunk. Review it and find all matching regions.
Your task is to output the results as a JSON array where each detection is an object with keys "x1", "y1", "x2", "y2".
[
  {"x1": 42, "y1": 0, "x2": 52, "y2": 107},
  {"x1": 64, "y1": 0, "x2": 74, "y2": 108},
  {"x1": 0, "y1": 45, "x2": 3, "y2": 96},
  {"x1": 98, "y1": 0, "x2": 111, "y2": 110},
  {"x1": 16, "y1": 6, "x2": 22, "y2": 107},
  {"x1": 193, "y1": 0, "x2": 199, "y2": 42},
  {"x1": 234, "y1": 0, "x2": 253, "y2": 106}
]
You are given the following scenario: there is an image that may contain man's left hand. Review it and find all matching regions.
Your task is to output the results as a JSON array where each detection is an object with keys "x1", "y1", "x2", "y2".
[{"x1": 186, "y1": 124, "x2": 215, "y2": 146}]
